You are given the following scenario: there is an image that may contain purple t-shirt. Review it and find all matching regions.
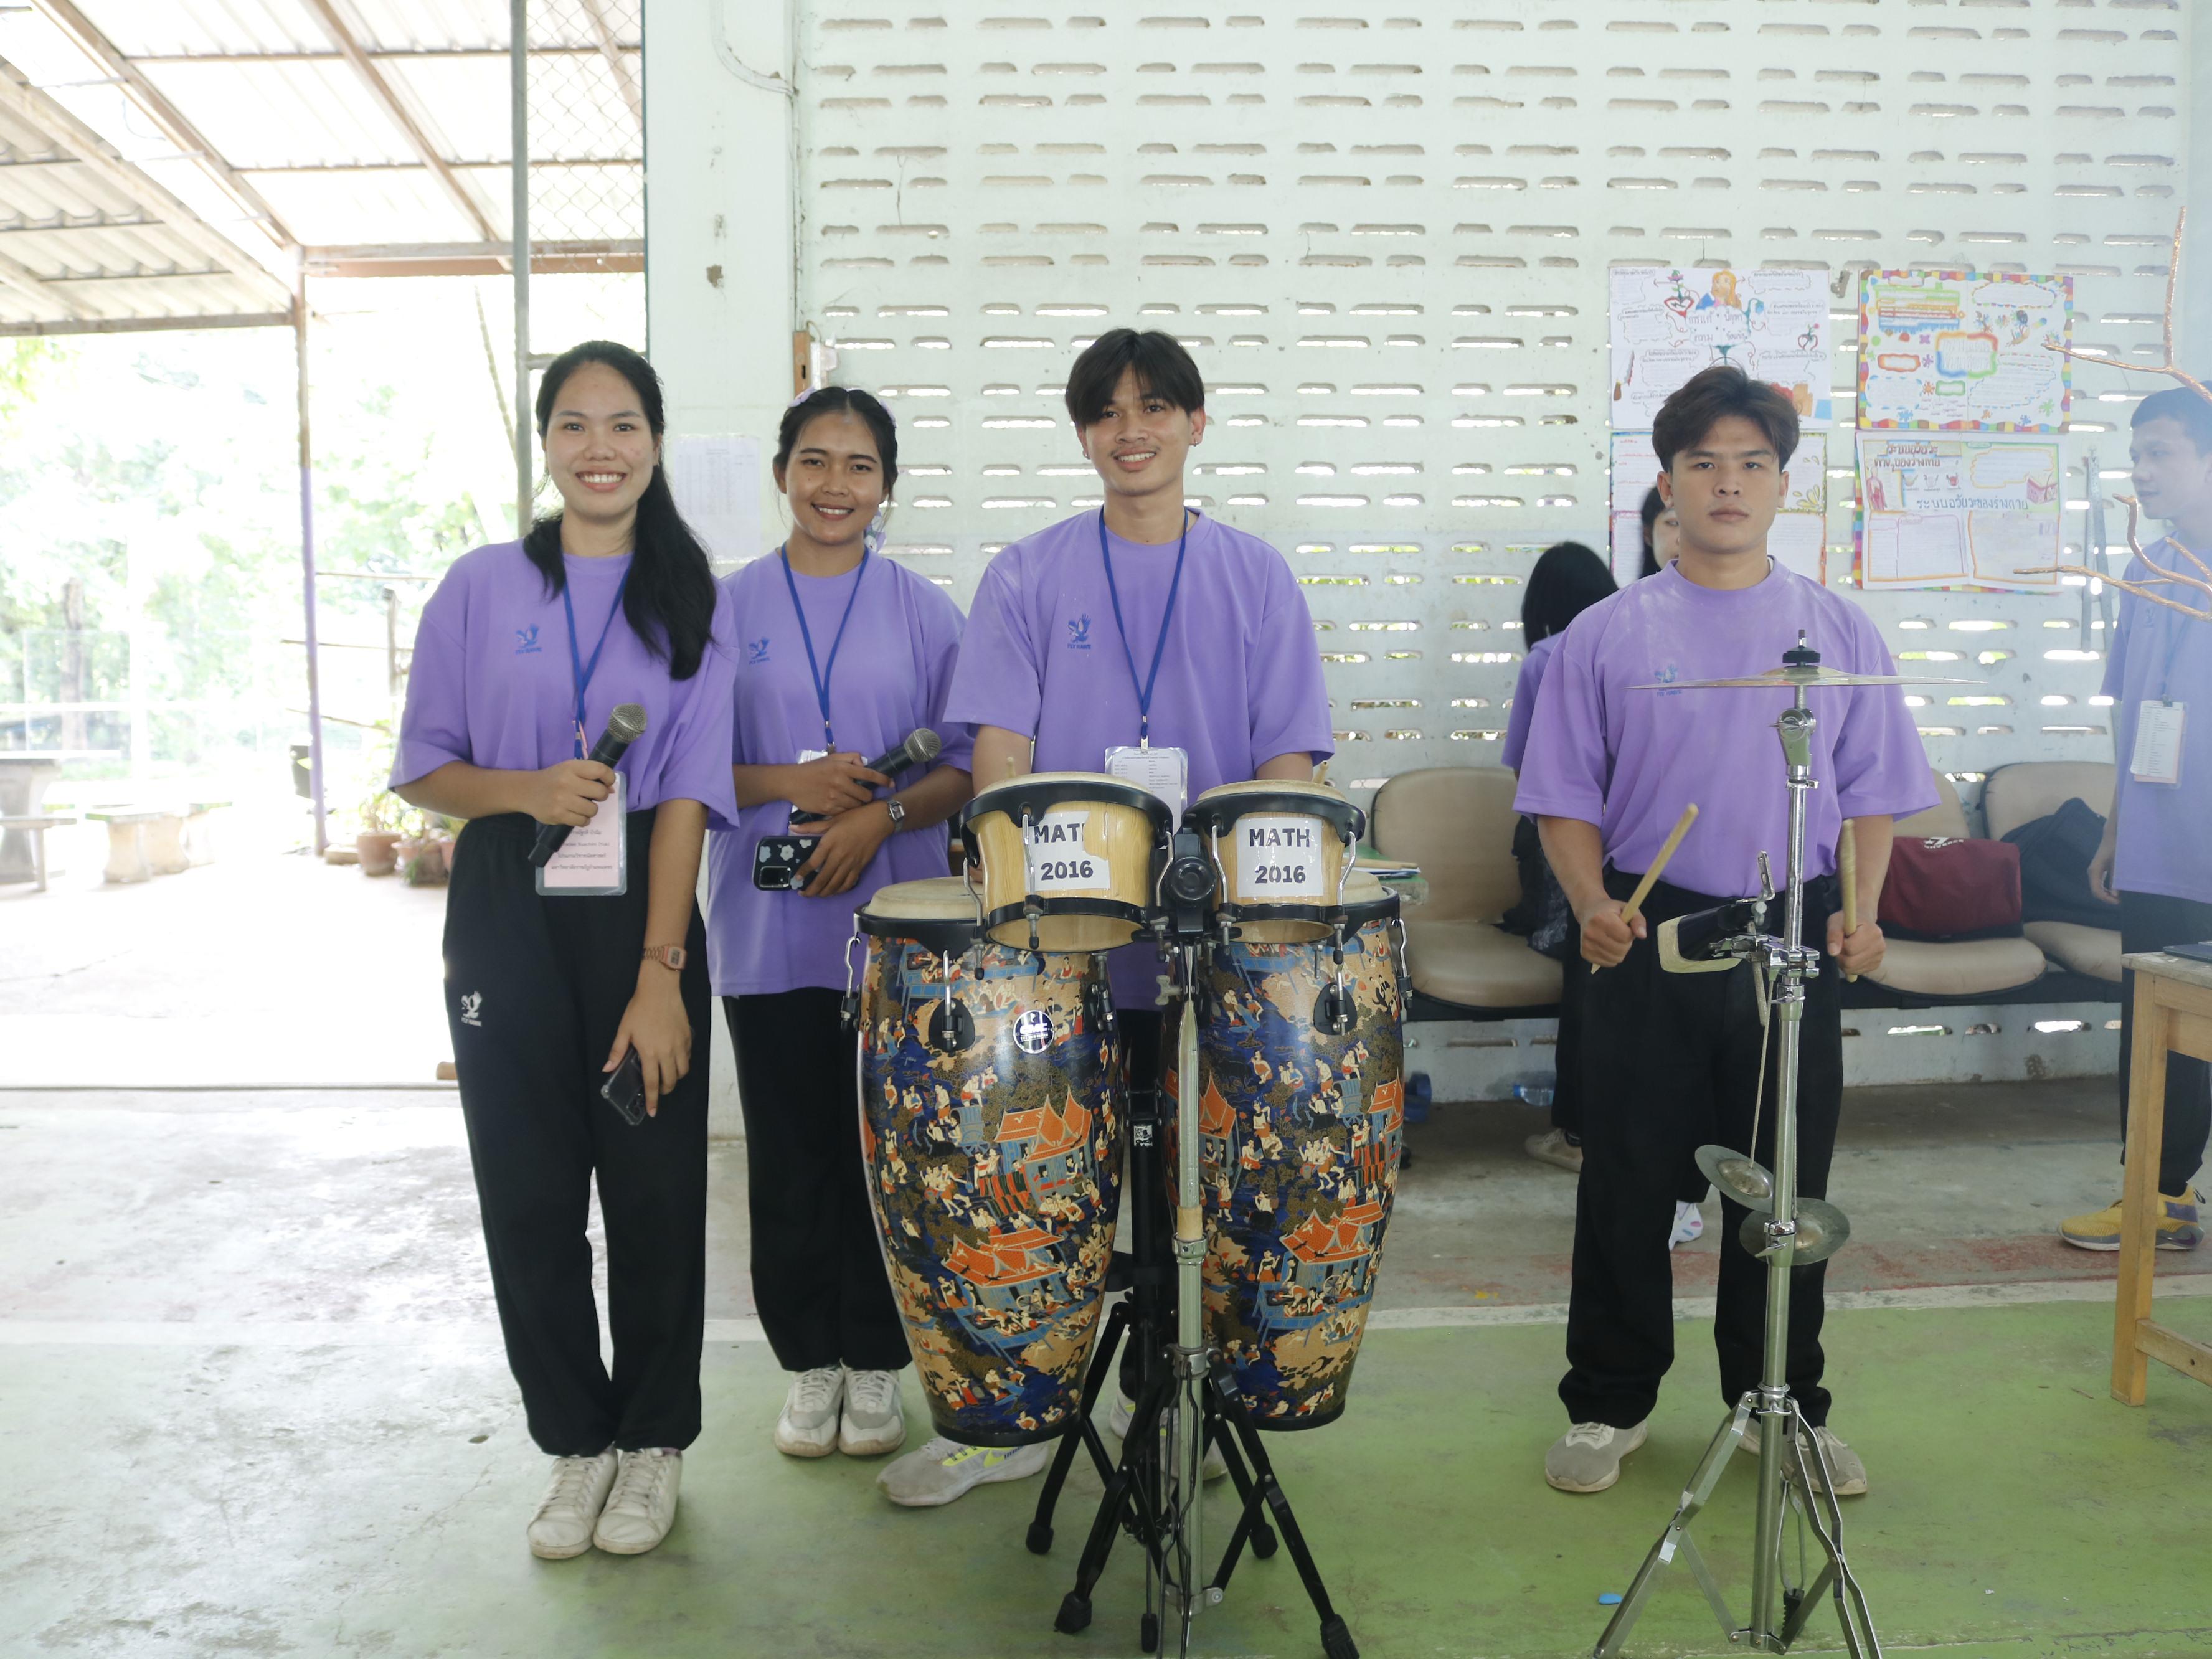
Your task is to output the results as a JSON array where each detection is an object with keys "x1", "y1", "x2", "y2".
[
  {"x1": 1515, "y1": 561, "x2": 1936, "y2": 897},
  {"x1": 2102, "y1": 539, "x2": 2212, "y2": 904},
  {"x1": 704, "y1": 553, "x2": 974, "y2": 996},
  {"x1": 1501, "y1": 632, "x2": 1562, "y2": 773},
  {"x1": 392, "y1": 541, "x2": 739, "y2": 824},
  {"x1": 943, "y1": 509, "x2": 1335, "y2": 1003}
]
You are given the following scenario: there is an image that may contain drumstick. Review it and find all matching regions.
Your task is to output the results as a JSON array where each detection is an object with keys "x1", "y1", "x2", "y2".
[
  {"x1": 1592, "y1": 802, "x2": 1699, "y2": 975},
  {"x1": 1838, "y1": 820, "x2": 1860, "y2": 984}
]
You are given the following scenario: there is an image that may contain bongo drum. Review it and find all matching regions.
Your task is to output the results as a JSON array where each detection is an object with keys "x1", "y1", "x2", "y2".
[
  {"x1": 1185, "y1": 780, "x2": 1366, "y2": 945},
  {"x1": 1170, "y1": 871, "x2": 1407, "y2": 1428},
  {"x1": 852, "y1": 878, "x2": 1125, "y2": 1445},
  {"x1": 958, "y1": 772, "x2": 1173, "y2": 953}
]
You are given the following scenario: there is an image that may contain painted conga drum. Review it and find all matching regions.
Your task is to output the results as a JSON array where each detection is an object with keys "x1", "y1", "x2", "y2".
[
  {"x1": 853, "y1": 878, "x2": 1124, "y2": 1445},
  {"x1": 1170, "y1": 872, "x2": 1407, "y2": 1428}
]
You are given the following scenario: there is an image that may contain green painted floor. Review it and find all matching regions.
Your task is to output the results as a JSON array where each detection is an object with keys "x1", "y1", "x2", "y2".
[{"x1": 8, "y1": 1297, "x2": 2210, "y2": 1658}]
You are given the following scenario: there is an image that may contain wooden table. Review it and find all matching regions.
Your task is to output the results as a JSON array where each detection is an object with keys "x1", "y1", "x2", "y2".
[{"x1": 2113, "y1": 950, "x2": 2212, "y2": 1403}]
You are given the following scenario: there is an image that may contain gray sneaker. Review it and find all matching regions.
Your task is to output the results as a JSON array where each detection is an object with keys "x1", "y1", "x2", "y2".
[
  {"x1": 1545, "y1": 1419, "x2": 1648, "y2": 1493},
  {"x1": 839, "y1": 1368, "x2": 907, "y2": 1457},
  {"x1": 774, "y1": 1366, "x2": 845, "y2": 1458},
  {"x1": 1525, "y1": 1127, "x2": 1584, "y2": 1174},
  {"x1": 1742, "y1": 1420, "x2": 1868, "y2": 1497},
  {"x1": 877, "y1": 1436, "x2": 1050, "y2": 1508}
]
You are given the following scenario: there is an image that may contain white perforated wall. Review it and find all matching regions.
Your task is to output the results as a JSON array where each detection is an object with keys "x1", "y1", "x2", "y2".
[{"x1": 791, "y1": 0, "x2": 2188, "y2": 821}]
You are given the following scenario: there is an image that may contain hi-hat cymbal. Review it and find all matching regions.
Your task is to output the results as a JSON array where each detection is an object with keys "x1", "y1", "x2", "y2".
[
  {"x1": 1736, "y1": 1198, "x2": 1853, "y2": 1265},
  {"x1": 1632, "y1": 663, "x2": 1980, "y2": 692},
  {"x1": 1696, "y1": 1143, "x2": 1776, "y2": 1206}
]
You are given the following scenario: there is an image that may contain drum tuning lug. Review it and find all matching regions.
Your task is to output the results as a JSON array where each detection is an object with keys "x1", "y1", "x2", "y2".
[
  {"x1": 930, "y1": 996, "x2": 976, "y2": 1055},
  {"x1": 839, "y1": 991, "x2": 859, "y2": 1032}
]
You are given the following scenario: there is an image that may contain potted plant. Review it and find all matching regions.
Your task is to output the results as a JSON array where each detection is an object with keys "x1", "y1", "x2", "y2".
[
  {"x1": 355, "y1": 788, "x2": 404, "y2": 876},
  {"x1": 398, "y1": 807, "x2": 453, "y2": 887}
]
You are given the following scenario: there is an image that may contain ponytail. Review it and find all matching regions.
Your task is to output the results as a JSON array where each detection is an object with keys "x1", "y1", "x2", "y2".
[{"x1": 524, "y1": 341, "x2": 719, "y2": 681}]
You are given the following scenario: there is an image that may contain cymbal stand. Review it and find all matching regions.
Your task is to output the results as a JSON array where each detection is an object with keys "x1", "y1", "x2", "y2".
[{"x1": 1594, "y1": 670, "x2": 1884, "y2": 1658}]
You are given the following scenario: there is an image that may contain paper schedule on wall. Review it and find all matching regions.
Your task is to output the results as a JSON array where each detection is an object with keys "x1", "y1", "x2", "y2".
[
  {"x1": 1608, "y1": 430, "x2": 1831, "y2": 585},
  {"x1": 1855, "y1": 432, "x2": 2063, "y2": 593},
  {"x1": 1609, "y1": 266, "x2": 1833, "y2": 430},
  {"x1": 1856, "y1": 272, "x2": 2073, "y2": 432}
]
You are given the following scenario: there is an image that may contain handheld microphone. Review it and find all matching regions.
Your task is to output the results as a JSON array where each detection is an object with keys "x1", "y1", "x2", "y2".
[
  {"x1": 529, "y1": 702, "x2": 648, "y2": 867},
  {"x1": 792, "y1": 729, "x2": 942, "y2": 827}
]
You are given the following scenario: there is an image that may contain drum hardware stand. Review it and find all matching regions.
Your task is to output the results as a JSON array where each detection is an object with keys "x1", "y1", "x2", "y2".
[
  {"x1": 1029, "y1": 828, "x2": 1361, "y2": 1659},
  {"x1": 1597, "y1": 646, "x2": 1884, "y2": 1659}
]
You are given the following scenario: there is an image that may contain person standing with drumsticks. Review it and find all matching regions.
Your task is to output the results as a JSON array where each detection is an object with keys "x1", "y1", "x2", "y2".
[
  {"x1": 704, "y1": 387, "x2": 975, "y2": 1469},
  {"x1": 891, "y1": 328, "x2": 1332, "y2": 1510},
  {"x1": 1515, "y1": 366, "x2": 1934, "y2": 1498},
  {"x1": 392, "y1": 341, "x2": 738, "y2": 1559}
]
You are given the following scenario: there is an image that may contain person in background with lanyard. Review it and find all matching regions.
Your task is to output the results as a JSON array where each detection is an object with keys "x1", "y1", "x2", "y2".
[
  {"x1": 2061, "y1": 384, "x2": 2212, "y2": 1254},
  {"x1": 392, "y1": 341, "x2": 737, "y2": 1560},
  {"x1": 923, "y1": 328, "x2": 1332, "y2": 1508},
  {"x1": 704, "y1": 387, "x2": 974, "y2": 1477}
]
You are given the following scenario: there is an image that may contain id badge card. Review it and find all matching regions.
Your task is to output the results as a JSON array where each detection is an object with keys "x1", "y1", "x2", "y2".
[
  {"x1": 789, "y1": 747, "x2": 830, "y2": 832},
  {"x1": 2131, "y1": 701, "x2": 2185, "y2": 786},
  {"x1": 537, "y1": 772, "x2": 628, "y2": 896},
  {"x1": 1105, "y1": 744, "x2": 1188, "y2": 826}
]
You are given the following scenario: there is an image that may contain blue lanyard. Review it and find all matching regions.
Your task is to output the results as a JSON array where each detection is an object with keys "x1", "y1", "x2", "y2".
[
  {"x1": 560, "y1": 568, "x2": 630, "y2": 759},
  {"x1": 780, "y1": 546, "x2": 871, "y2": 750},
  {"x1": 1097, "y1": 508, "x2": 1191, "y2": 748}
]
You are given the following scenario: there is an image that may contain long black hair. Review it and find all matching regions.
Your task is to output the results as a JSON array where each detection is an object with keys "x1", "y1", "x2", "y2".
[
  {"x1": 1521, "y1": 540, "x2": 1616, "y2": 643},
  {"x1": 524, "y1": 340, "x2": 719, "y2": 681},
  {"x1": 775, "y1": 385, "x2": 900, "y2": 492}
]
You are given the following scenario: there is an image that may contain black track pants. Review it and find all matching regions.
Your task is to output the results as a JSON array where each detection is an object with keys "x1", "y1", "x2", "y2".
[
  {"x1": 1561, "y1": 871, "x2": 1844, "y2": 1431},
  {"x1": 722, "y1": 988, "x2": 909, "y2": 1374},
  {"x1": 2117, "y1": 889, "x2": 2212, "y2": 1194},
  {"x1": 442, "y1": 810, "x2": 709, "y2": 1455}
]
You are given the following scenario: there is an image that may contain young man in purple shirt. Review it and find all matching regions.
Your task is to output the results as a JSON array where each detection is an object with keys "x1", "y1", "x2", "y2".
[
  {"x1": 2060, "y1": 385, "x2": 2212, "y2": 1253},
  {"x1": 934, "y1": 329, "x2": 1333, "y2": 1500},
  {"x1": 1516, "y1": 366, "x2": 1934, "y2": 1498}
]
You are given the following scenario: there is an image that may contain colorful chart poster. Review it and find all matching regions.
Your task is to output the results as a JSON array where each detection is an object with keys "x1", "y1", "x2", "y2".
[
  {"x1": 1856, "y1": 271, "x2": 2072, "y2": 431},
  {"x1": 1608, "y1": 265, "x2": 1833, "y2": 430},
  {"x1": 1609, "y1": 430, "x2": 1830, "y2": 585},
  {"x1": 1855, "y1": 432, "x2": 2063, "y2": 592}
]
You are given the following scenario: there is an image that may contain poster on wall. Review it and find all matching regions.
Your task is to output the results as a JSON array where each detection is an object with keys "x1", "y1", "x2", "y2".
[
  {"x1": 1609, "y1": 429, "x2": 1831, "y2": 584},
  {"x1": 665, "y1": 433, "x2": 762, "y2": 565},
  {"x1": 1856, "y1": 271, "x2": 2073, "y2": 432},
  {"x1": 1855, "y1": 432, "x2": 2063, "y2": 592},
  {"x1": 1608, "y1": 265, "x2": 1833, "y2": 430}
]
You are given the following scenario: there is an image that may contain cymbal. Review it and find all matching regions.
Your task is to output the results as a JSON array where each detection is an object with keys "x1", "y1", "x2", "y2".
[
  {"x1": 1696, "y1": 1143, "x2": 1775, "y2": 1206},
  {"x1": 1632, "y1": 664, "x2": 1979, "y2": 691},
  {"x1": 1737, "y1": 1198, "x2": 1853, "y2": 1265}
]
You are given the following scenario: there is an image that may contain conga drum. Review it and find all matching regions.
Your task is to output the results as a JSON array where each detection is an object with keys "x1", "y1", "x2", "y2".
[
  {"x1": 1170, "y1": 872, "x2": 1407, "y2": 1427},
  {"x1": 957, "y1": 772, "x2": 1173, "y2": 953},
  {"x1": 853, "y1": 878, "x2": 1125, "y2": 1445},
  {"x1": 1184, "y1": 780, "x2": 1366, "y2": 945}
]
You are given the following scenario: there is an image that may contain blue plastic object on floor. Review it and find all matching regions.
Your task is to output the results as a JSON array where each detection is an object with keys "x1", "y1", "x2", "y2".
[
  {"x1": 1404, "y1": 1071, "x2": 1433, "y2": 1124},
  {"x1": 1599, "y1": 1594, "x2": 1624, "y2": 1606}
]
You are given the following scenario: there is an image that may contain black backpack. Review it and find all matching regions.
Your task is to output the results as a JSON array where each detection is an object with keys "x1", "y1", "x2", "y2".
[{"x1": 2000, "y1": 797, "x2": 2114, "y2": 929}]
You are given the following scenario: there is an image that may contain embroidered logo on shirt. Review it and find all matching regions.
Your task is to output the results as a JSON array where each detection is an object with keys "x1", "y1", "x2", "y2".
[
  {"x1": 514, "y1": 625, "x2": 542, "y2": 655},
  {"x1": 748, "y1": 636, "x2": 772, "y2": 665},
  {"x1": 460, "y1": 991, "x2": 484, "y2": 1028},
  {"x1": 1066, "y1": 614, "x2": 1093, "y2": 650}
]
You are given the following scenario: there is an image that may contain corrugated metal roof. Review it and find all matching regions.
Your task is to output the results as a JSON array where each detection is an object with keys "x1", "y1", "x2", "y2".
[{"x1": 0, "y1": 0, "x2": 640, "y2": 333}]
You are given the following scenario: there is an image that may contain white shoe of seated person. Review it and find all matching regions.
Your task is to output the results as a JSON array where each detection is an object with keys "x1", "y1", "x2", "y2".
[
  {"x1": 526, "y1": 1449, "x2": 618, "y2": 1560},
  {"x1": 592, "y1": 1447, "x2": 682, "y2": 1554}
]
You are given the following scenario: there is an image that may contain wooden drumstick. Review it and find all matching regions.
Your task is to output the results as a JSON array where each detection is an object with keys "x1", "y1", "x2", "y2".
[
  {"x1": 1838, "y1": 820, "x2": 1860, "y2": 983},
  {"x1": 1592, "y1": 802, "x2": 1699, "y2": 974}
]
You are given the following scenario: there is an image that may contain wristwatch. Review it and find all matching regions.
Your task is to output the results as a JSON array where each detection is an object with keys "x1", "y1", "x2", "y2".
[
  {"x1": 641, "y1": 943, "x2": 688, "y2": 972},
  {"x1": 884, "y1": 798, "x2": 908, "y2": 833}
]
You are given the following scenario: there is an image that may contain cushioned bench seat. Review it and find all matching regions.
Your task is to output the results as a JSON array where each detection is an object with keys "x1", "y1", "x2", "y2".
[{"x1": 1402, "y1": 916, "x2": 1563, "y2": 1012}]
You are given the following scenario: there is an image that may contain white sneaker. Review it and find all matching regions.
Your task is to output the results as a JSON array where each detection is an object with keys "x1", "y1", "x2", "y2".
[
  {"x1": 1108, "y1": 1391, "x2": 1230, "y2": 1482},
  {"x1": 1741, "y1": 1420, "x2": 1869, "y2": 1497},
  {"x1": 526, "y1": 1449, "x2": 618, "y2": 1559},
  {"x1": 1670, "y1": 1200, "x2": 1706, "y2": 1250},
  {"x1": 592, "y1": 1447, "x2": 681, "y2": 1554},
  {"x1": 877, "y1": 1436, "x2": 1051, "y2": 1508},
  {"x1": 775, "y1": 1366, "x2": 845, "y2": 1458},
  {"x1": 839, "y1": 1368, "x2": 908, "y2": 1457}
]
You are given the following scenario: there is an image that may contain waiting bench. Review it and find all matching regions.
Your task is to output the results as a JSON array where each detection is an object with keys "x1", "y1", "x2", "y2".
[{"x1": 0, "y1": 815, "x2": 77, "y2": 892}]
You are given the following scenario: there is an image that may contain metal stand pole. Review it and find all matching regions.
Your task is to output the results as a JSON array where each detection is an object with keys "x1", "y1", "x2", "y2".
[
  {"x1": 1593, "y1": 683, "x2": 1883, "y2": 1659},
  {"x1": 293, "y1": 276, "x2": 326, "y2": 857},
  {"x1": 509, "y1": 0, "x2": 532, "y2": 536}
]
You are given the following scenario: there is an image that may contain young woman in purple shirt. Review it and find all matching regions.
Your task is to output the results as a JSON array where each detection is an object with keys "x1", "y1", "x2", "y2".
[
  {"x1": 701, "y1": 388, "x2": 975, "y2": 1477},
  {"x1": 392, "y1": 341, "x2": 739, "y2": 1561},
  {"x1": 1515, "y1": 366, "x2": 1933, "y2": 1501}
]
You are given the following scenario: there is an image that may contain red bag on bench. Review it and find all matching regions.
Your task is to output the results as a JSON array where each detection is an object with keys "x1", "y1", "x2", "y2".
[{"x1": 1876, "y1": 836, "x2": 2023, "y2": 941}]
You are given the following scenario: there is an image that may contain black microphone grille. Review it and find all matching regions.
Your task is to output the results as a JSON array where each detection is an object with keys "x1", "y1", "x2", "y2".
[
  {"x1": 608, "y1": 702, "x2": 650, "y2": 744},
  {"x1": 909, "y1": 728, "x2": 942, "y2": 763}
]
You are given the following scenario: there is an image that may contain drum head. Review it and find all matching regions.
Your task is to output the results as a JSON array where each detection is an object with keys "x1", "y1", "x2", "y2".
[
  {"x1": 857, "y1": 877, "x2": 983, "y2": 947},
  {"x1": 958, "y1": 770, "x2": 1173, "y2": 838},
  {"x1": 1340, "y1": 868, "x2": 1400, "y2": 927}
]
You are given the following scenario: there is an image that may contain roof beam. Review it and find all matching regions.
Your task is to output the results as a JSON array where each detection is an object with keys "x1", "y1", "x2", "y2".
[
  {"x1": 578, "y1": 0, "x2": 643, "y2": 128},
  {"x1": 28, "y1": 0, "x2": 297, "y2": 249},
  {"x1": 0, "y1": 60, "x2": 291, "y2": 310},
  {"x1": 0, "y1": 239, "x2": 92, "y2": 319},
  {"x1": 303, "y1": 237, "x2": 641, "y2": 279},
  {"x1": 0, "y1": 310, "x2": 290, "y2": 337},
  {"x1": 125, "y1": 47, "x2": 621, "y2": 66},
  {"x1": 296, "y1": 0, "x2": 499, "y2": 242}
]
